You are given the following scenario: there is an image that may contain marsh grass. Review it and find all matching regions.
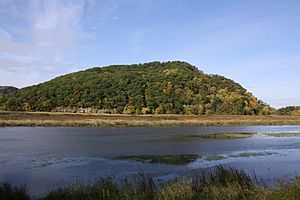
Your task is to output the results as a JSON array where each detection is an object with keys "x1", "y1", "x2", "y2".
[
  {"x1": 0, "y1": 183, "x2": 29, "y2": 200},
  {"x1": 1, "y1": 112, "x2": 300, "y2": 127},
  {"x1": 113, "y1": 154, "x2": 199, "y2": 165},
  {"x1": 2, "y1": 166, "x2": 300, "y2": 200}
]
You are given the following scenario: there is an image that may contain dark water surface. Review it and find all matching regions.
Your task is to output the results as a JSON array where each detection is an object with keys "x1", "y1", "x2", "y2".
[{"x1": 1, "y1": 126, "x2": 300, "y2": 195}]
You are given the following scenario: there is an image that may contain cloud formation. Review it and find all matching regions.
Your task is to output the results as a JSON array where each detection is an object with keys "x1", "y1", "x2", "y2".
[{"x1": 0, "y1": 0, "x2": 90, "y2": 87}]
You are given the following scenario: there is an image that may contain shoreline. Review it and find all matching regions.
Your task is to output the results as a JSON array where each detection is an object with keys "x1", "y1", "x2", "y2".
[{"x1": 1, "y1": 111, "x2": 300, "y2": 127}]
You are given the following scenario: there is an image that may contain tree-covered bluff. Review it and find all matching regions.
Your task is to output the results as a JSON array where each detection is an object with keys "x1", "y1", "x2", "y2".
[
  {"x1": 0, "y1": 61, "x2": 272, "y2": 115},
  {"x1": 277, "y1": 106, "x2": 300, "y2": 116},
  {"x1": 0, "y1": 86, "x2": 18, "y2": 95}
]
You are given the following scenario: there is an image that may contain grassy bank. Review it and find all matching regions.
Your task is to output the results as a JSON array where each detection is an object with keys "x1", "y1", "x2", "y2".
[
  {"x1": 2, "y1": 166, "x2": 300, "y2": 200},
  {"x1": 1, "y1": 111, "x2": 300, "y2": 127}
]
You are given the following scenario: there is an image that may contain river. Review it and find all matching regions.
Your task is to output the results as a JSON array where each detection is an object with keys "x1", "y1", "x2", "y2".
[{"x1": 1, "y1": 126, "x2": 300, "y2": 195}]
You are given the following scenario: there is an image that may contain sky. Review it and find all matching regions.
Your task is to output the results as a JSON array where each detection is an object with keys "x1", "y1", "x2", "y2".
[{"x1": 0, "y1": 0, "x2": 300, "y2": 108}]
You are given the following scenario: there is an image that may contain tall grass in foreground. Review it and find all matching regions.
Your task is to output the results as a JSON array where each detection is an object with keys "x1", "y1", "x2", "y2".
[
  {"x1": 1, "y1": 166, "x2": 300, "y2": 200},
  {"x1": 0, "y1": 183, "x2": 29, "y2": 200}
]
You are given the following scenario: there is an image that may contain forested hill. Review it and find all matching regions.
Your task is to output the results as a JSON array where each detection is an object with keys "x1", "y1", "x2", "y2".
[
  {"x1": 0, "y1": 61, "x2": 272, "y2": 115},
  {"x1": 0, "y1": 86, "x2": 18, "y2": 95},
  {"x1": 277, "y1": 106, "x2": 300, "y2": 115}
]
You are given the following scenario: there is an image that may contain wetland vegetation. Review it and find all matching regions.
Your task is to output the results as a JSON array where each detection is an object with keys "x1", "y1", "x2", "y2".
[
  {"x1": 113, "y1": 154, "x2": 199, "y2": 165},
  {"x1": 203, "y1": 152, "x2": 277, "y2": 161},
  {"x1": 1, "y1": 111, "x2": 300, "y2": 127},
  {"x1": 184, "y1": 132, "x2": 256, "y2": 139},
  {"x1": 263, "y1": 132, "x2": 300, "y2": 137},
  {"x1": 2, "y1": 166, "x2": 300, "y2": 200}
]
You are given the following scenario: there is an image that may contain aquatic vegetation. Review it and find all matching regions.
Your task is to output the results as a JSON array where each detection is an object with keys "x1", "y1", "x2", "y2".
[
  {"x1": 263, "y1": 132, "x2": 300, "y2": 137},
  {"x1": 204, "y1": 154, "x2": 226, "y2": 161},
  {"x1": 3, "y1": 166, "x2": 300, "y2": 200},
  {"x1": 203, "y1": 151, "x2": 275, "y2": 161},
  {"x1": 184, "y1": 132, "x2": 256, "y2": 139},
  {"x1": 229, "y1": 152, "x2": 275, "y2": 158},
  {"x1": 113, "y1": 154, "x2": 199, "y2": 165}
]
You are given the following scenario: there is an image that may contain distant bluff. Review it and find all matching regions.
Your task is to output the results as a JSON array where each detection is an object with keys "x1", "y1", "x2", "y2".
[
  {"x1": 0, "y1": 86, "x2": 18, "y2": 95},
  {"x1": 0, "y1": 61, "x2": 273, "y2": 115}
]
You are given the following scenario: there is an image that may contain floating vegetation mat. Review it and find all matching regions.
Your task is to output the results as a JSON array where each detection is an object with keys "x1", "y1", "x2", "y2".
[
  {"x1": 113, "y1": 154, "x2": 199, "y2": 165},
  {"x1": 183, "y1": 132, "x2": 256, "y2": 140},
  {"x1": 261, "y1": 132, "x2": 300, "y2": 137},
  {"x1": 203, "y1": 151, "x2": 278, "y2": 161}
]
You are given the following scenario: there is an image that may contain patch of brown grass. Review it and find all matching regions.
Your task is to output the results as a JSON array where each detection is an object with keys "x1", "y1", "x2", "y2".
[{"x1": 0, "y1": 111, "x2": 300, "y2": 127}]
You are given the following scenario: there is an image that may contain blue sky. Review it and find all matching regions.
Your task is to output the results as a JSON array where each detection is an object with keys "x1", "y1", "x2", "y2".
[{"x1": 0, "y1": 0, "x2": 300, "y2": 108}]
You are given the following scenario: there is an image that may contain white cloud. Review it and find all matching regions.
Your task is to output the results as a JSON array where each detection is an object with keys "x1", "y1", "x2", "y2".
[
  {"x1": 0, "y1": 0, "x2": 123, "y2": 88},
  {"x1": 0, "y1": 0, "x2": 93, "y2": 87},
  {"x1": 30, "y1": 0, "x2": 85, "y2": 48}
]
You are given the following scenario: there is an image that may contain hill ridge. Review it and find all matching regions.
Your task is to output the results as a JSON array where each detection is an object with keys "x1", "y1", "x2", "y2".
[{"x1": 0, "y1": 61, "x2": 272, "y2": 115}]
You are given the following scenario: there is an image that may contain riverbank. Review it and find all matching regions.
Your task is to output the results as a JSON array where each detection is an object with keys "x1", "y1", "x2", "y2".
[
  {"x1": 1, "y1": 111, "x2": 300, "y2": 127},
  {"x1": 2, "y1": 166, "x2": 300, "y2": 200}
]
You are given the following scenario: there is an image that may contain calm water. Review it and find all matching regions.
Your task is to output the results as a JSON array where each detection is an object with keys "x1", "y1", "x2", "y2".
[{"x1": 1, "y1": 125, "x2": 300, "y2": 195}]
